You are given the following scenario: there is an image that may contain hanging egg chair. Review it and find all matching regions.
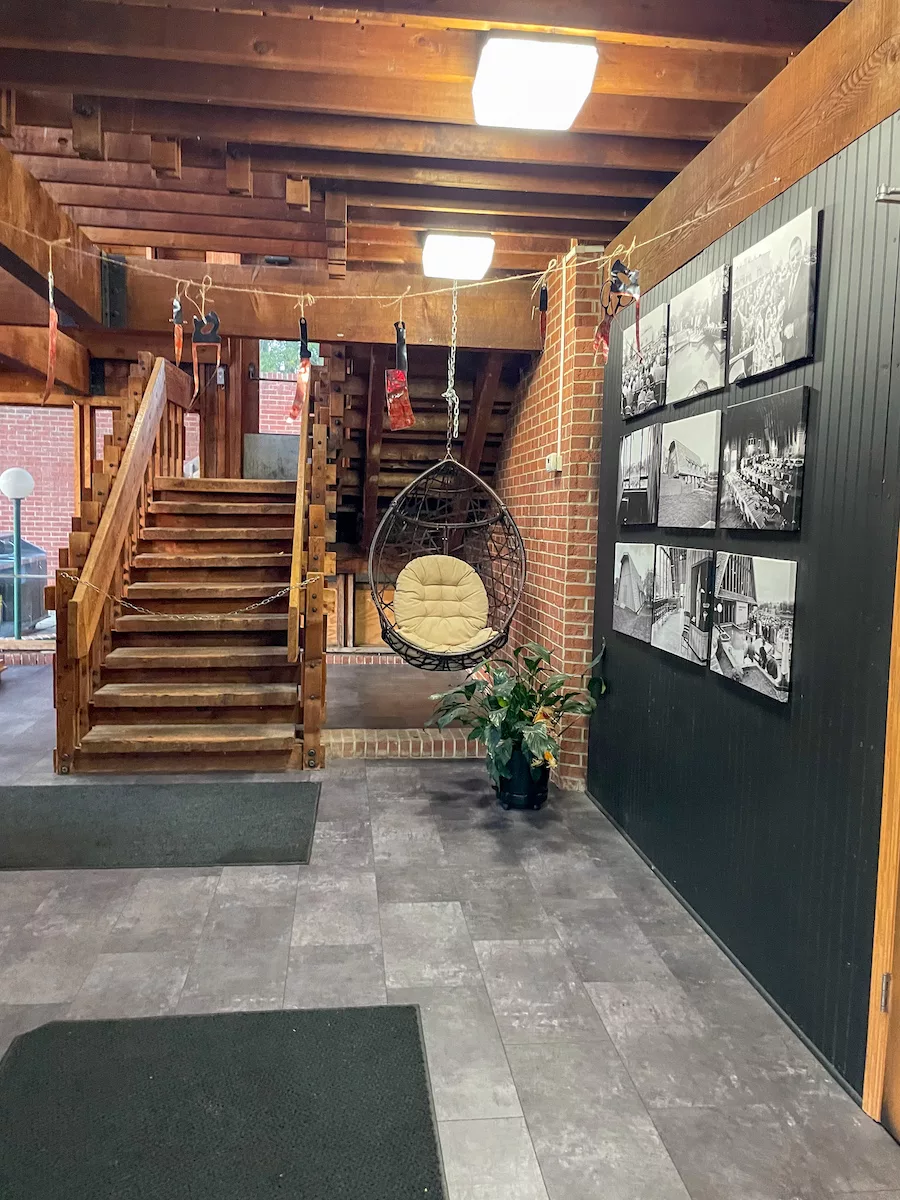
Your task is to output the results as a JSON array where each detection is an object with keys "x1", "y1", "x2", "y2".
[{"x1": 368, "y1": 285, "x2": 526, "y2": 671}]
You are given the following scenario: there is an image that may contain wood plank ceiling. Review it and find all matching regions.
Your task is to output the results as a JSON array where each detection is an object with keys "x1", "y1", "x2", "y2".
[{"x1": 0, "y1": 0, "x2": 846, "y2": 278}]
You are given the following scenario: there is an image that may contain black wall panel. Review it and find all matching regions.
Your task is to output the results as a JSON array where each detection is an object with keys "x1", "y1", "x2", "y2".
[{"x1": 588, "y1": 113, "x2": 900, "y2": 1094}]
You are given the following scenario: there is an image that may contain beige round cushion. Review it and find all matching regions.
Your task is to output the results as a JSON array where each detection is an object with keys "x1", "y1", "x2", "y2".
[{"x1": 393, "y1": 554, "x2": 497, "y2": 653}]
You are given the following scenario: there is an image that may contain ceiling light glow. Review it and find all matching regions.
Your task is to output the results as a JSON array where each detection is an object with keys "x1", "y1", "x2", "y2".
[
  {"x1": 472, "y1": 35, "x2": 598, "y2": 131},
  {"x1": 422, "y1": 233, "x2": 495, "y2": 281}
]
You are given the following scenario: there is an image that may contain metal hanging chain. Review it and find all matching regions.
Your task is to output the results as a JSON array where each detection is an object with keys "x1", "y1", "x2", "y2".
[
  {"x1": 442, "y1": 279, "x2": 460, "y2": 458},
  {"x1": 56, "y1": 570, "x2": 323, "y2": 621}
]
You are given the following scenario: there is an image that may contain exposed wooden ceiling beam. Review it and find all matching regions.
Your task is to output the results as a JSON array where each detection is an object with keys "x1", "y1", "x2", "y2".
[
  {"x1": 348, "y1": 209, "x2": 614, "y2": 240},
  {"x1": 0, "y1": 3, "x2": 784, "y2": 104},
  {"x1": 611, "y1": 0, "x2": 898, "y2": 292},
  {"x1": 64, "y1": 206, "x2": 328, "y2": 243},
  {"x1": 83, "y1": 226, "x2": 329, "y2": 261},
  {"x1": 45, "y1": 182, "x2": 326, "y2": 222},
  {"x1": 0, "y1": 143, "x2": 101, "y2": 325},
  {"x1": 232, "y1": 148, "x2": 668, "y2": 200},
  {"x1": 0, "y1": 51, "x2": 739, "y2": 141},
  {"x1": 124, "y1": 260, "x2": 542, "y2": 349},
  {"x1": 343, "y1": 189, "x2": 633, "y2": 223},
  {"x1": 86, "y1": 0, "x2": 841, "y2": 56},
  {"x1": 0, "y1": 326, "x2": 90, "y2": 394},
  {"x1": 16, "y1": 92, "x2": 696, "y2": 174},
  {"x1": 348, "y1": 242, "x2": 562, "y2": 271}
]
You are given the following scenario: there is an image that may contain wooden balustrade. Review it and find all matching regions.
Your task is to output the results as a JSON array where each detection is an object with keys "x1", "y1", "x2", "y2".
[{"x1": 53, "y1": 354, "x2": 191, "y2": 772}]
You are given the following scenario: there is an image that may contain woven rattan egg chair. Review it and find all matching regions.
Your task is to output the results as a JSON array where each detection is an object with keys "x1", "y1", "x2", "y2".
[{"x1": 367, "y1": 283, "x2": 526, "y2": 670}]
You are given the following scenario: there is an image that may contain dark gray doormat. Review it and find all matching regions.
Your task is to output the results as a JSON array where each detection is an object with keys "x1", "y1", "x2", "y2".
[
  {"x1": 0, "y1": 1007, "x2": 447, "y2": 1200},
  {"x1": 0, "y1": 781, "x2": 319, "y2": 869}
]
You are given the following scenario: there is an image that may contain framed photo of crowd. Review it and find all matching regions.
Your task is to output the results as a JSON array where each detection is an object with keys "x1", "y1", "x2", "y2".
[{"x1": 728, "y1": 208, "x2": 819, "y2": 384}]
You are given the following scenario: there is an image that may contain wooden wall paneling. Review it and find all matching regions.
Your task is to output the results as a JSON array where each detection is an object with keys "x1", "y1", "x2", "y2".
[
  {"x1": 150, "y1": 135, "x2": 181, "y2": 179},
  {"x1": 225, "y1": 147, "x2": 253, "y2": 197},
  {"x1": 286, "y1": 176, "x2": 311, "y2": 210},
  {"x1": 604, "y1": 0, "x2": 900, "y2": 293},
  {"x1": 71, "y1": 95, "x2": 105, "y2": 161},
  {"x1": 362, "y1": 344, "x2": 388, "y2": 547},
  {"x1": 589, "y1": 113, "x2": 900, "y2": 1097}
]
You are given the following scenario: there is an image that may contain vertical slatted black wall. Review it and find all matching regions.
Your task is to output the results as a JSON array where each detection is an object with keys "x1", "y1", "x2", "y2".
[{"x1": 588, "y1": 113, "x2": 900, "y2": 1094}]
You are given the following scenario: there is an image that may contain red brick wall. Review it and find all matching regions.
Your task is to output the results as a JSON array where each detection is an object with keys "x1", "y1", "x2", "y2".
[
  {"x1": 0, "y1": 406, "x2": 199, "y2": 577},
  {"x1": 259, "y1": 375, "x2": 296, "y2": 433},
  {"x1": 493, "y1": 252, "x2": 604, "y2": 789}
]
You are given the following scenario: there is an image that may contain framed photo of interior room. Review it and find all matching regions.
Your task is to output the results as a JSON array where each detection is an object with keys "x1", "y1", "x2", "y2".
[
  {"x1": 719, "y1": 387, "x2": 809, "y2": 532},
  {"x1": 666, "y1": 266, "x2": 730, "y2": 404},
  {"x1": 620, "y1": 303, "x2": 669, "y2": 419},
  {"x1": 727, "y1": 208, "x2": 821, "y2": 384}
]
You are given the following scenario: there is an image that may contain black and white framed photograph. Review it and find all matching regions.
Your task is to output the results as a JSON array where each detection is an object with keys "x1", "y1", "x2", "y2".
[
  {"x1": 650, "y1": 545, "x2": 714, "y2": 664},
  {"x1": 616, "y1": 424, "x2": 662, "y2": 526},
  {"x1": 710, "y1": 553, "x2": 797, "y2": 703},
  {"x1": 719, "y1": 387, "x2": 808, "y2": 531},
  {"x1": 613, "y1": 542, "x2": 655, "y2": 643},
  {"x1": 657, "y1": 409, "x2": 721, "y2": 530},
  {"x1": 666, "y1": 266, "x2": 730, "y2": 404},
  {"x1": 621, "y1": 303, "x2": 669, "y2": 419},
  {"x1": 728, "y1": 208, "x2": 819, "y2": 384}
]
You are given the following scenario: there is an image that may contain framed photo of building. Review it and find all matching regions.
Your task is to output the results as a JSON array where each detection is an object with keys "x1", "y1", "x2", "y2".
[
  {"x1": 719, "y1": 387, "x2": 808, "y2": 531},
  {"x1": 710, "y1": 553, "x2": 797, "y2": 703},
  {"x1": 666, "y1": 266, "x2": 730, "y2": 404},
  {"x1": 651, "y1": 546, "x2": 713, "y2": 664},
  {"x1": 616, "y1": 424, "x2": 662, "y2": 526},
  {"x1": 657, "y1": 409, "x2": 721, "y2": 530},
  {"x1": 613, "y1": 542, "x2": 655, "y2": 643},
  {"x1": 620, "y1": 303, "x2": 669, "y2": 419},
  {"x1": 728, "y1": 208, "x2": 820, "y2": 384}
]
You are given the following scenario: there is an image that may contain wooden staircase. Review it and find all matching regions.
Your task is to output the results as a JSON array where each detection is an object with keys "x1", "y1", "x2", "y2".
[{"x1": 52, "y1": 353, "x2": 331, "y2": 774}]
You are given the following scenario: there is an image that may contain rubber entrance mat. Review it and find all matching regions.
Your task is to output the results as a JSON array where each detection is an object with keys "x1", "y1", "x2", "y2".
[
  {"x1": 0, "y1": 1008, "x2": 446, "y2": 1200},
  {"x1": 0, "y1": 782, "x2": 320, "y2": 869}
]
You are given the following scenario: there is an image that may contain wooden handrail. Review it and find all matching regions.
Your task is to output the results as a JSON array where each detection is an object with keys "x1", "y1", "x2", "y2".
[
  {"x1": 288, "y1": 384, "x2": 312, "y2": 663},
  {"x1": 69, "y1": 357, "x2": 190, "y2": 659}
]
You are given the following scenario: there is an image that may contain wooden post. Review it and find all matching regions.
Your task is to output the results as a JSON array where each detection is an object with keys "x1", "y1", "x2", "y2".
[
  {"x1": 53, "y1": 568, "x2": 78, "y2": 774},
  {"x1": 361, "y1": 344, "x2": 387, "y2": 548}
]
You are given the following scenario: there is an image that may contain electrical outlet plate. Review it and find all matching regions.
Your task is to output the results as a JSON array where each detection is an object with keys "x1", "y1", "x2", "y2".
[{"x1": 545, "y1": 452, "x2": 563, "y2": 472}]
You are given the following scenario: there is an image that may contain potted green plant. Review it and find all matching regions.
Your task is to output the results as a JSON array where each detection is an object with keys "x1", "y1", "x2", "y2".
[{"x1": 430, "y1": 641, "x2": 606, "y2": 810}]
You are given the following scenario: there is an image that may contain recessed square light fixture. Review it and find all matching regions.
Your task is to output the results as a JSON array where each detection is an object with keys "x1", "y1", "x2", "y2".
[
  {"x1": 422, "y1": 233, "x2": 495, "y2": 280},
  {"x1": 472, "y1": 34, "x2": 598, "y2": 131}
]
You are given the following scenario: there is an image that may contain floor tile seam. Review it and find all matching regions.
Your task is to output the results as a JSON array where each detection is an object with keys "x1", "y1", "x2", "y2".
[
  {"x1": 176, "y1": 870, "x2": 226, "y2": 1008},
  {"x1": 467, "y1": 930, "x2": 551, "y2": 1197},
  {"x1": 368, "y1": 771, "x2": 390, "y2": 1008}
]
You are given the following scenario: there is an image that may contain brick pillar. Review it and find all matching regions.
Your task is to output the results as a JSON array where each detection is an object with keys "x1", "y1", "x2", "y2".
[{"x1": 493, "y1": 251, "x2": 603, "y2": 789}]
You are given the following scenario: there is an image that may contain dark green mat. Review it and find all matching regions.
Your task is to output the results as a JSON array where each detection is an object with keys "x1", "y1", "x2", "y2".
[
  {"x1": 0, "y1": 1008, "x2": 446, "y2": 1200},
  {"x1": 0, "y1": 782, "x2": 319, "y2": 869}
]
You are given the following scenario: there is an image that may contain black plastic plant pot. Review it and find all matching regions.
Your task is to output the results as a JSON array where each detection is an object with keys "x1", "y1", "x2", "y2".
[{"x1": 497, "y1": 747, "x2": 550, "y2": 811}]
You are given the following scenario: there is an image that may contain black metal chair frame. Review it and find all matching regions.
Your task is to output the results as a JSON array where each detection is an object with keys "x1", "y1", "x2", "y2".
[{"x1": 367, "y1": 458, "x2": 527, "y2": 671}]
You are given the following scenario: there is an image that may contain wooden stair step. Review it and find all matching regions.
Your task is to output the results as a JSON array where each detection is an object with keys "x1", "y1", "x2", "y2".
[
  {"x1": 93, "y1": 683, "x2": 297, "y2": 708},
  {"x1": 149, "y1": 501, "x2": 295, "y2": 516},
  {"x1": 115, "y1": 614, "x2": 288, "y2": 633},
  {"x1": 142, "y1": 527, "x2": 292, "y2": 540},
  {"x1": 133, "y1": 553, "x2": 289, "y2": 569},
  {"x1": 126, "y1": 583, "x2": 283, "y2": 599},
  {"x1": 155, "y1": 477, "x2": 295, "y2": 495},
  {"x1": 105, "y1": 645, "x2": 288, "y2": 669},
  {"x1": 81, "y1": 723, "x2": 297, "y2": 754}
]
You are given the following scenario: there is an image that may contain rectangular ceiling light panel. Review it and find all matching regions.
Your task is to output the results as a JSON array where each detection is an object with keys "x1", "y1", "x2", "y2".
[{"x1": 472, "y1": 35, "x2": 599, "y2": 131}]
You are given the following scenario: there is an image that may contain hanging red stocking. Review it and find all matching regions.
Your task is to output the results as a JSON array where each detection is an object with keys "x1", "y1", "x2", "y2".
[
  {"x1": 593, "y1": 258, "x2": 640, "y2": 365},
  {"x1": 386, "y1": 320, "x2": 415, "y2": 431},
  {"x1": 41, "y1": 262, "x2": 58, "y2": 405},
  {"x1": 288, "y1": 316, "x2": 312, "y2": 422}
]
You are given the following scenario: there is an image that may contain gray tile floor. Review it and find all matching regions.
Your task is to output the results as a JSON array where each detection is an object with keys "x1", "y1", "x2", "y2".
[{"x1": 2, "y1": 666, "x2": 900, "y2": 1198}]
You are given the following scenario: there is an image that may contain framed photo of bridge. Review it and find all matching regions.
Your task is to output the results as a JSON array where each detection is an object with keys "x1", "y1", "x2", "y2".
[{"x1": 666, "y1": 266, "x2": 729, "y2": 404}]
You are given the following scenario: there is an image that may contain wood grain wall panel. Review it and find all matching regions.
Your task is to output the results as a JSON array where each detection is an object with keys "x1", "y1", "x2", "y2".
[{"x1": 588, "y1": 113, "x2": 900, "y2": 1095}]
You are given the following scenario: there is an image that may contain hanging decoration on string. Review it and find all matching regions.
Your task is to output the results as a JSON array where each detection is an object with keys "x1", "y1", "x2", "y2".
[
  {"x1": 40, "y1": 242, "x2": 62, "y2": 405},
  {"x1": 386, "y1": 319, "x2": 415, "y2": 431},
  {"x1": 170, "y1": 288, "x2": 185, "y2": 366},
  {"x1": 593, "y1": 257, "x2": 641, "y2": 366},
  {"x1": 188, "y1": 276, "x2": 221, "y2": 401},
  {"x1": 442, "y1": 280, "x2": 461, "y2": 458},
  {"x1": 288, "y1": 311, "x2": 312, "y2": 423},
  {"x1": 538, "y1": 282, "x2": 549, "y2": 349}
]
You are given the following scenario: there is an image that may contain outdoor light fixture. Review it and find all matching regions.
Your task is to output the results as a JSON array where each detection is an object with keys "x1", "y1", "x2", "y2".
[
  {"x1": 422, "y1": 233, "x2": 495, "y2": 280},
  {"x1": 472, "y1": 34, "x2": 599, "y2": 130},
  {"x1": 0, "y1": 467, "x2": 35, "y2": 639}
]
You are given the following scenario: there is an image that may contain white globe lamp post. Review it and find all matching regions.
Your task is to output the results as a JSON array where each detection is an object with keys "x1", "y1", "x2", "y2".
[{"x1": 0, "y1": 468, "x2": 36, "y2": 639}]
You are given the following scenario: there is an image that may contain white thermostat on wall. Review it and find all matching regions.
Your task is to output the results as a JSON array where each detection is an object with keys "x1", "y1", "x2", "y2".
[{"x1": 545, "y1": 453, "x2": 563, "y2": 473}]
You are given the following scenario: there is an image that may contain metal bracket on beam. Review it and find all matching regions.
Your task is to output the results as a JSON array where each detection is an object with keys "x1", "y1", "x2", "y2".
[
  {"x1": 876, "y1": 185, "x2": 900, "y2": 205},
  {"x1": 100, "y1": 252, "x2": 127, "y2": 328}
]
